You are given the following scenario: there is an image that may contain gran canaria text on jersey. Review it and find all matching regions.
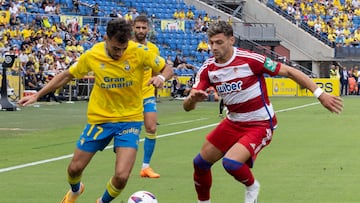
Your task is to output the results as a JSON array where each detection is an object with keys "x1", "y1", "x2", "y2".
[{"x1": 100, "y1": 77, "x2": 133, "y2": 88}]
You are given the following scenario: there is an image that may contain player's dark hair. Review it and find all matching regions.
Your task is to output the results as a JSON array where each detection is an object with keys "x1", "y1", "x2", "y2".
[
  {"x1": 207, "y1": 21, "x2": 233, "y2": 38},
  {"x1": 106, "y1": 18, "x2": 132, "y2": 44},
  {"x1": 134, "y1": 15, "x2": 149, "y2": 24}
]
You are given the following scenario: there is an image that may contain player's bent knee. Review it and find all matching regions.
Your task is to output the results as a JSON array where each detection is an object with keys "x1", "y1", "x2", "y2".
[
  {"x1": 193, "y1": 154, "x2": 213, "y2": 170},
  {"x1": 112, "y1": 174, "x2": 130, "y2": 189},
  {"x1": 222, "y1": 157, "x2": 243, "y2": 172},
  {"x1": 67, "y1": 164, "x2": 84, "y2": 176}
]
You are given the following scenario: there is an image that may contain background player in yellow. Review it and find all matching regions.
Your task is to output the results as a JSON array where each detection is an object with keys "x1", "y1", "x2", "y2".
[
  {"x1": 132, "y1": 15, "x2": 161, "y2": 178},
  {"x1": 18, "y1": 18, "x2": 173, "y2": 203}
]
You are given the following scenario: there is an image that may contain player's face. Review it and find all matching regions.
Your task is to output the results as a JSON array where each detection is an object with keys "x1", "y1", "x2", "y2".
[
  {"x1": 208, "y1": 33, "x2": 235, "y2": 63},
  {"x1": 133, "y1": 21, "x2": 149, "y2": 43},
  {"x1": 106, "y1": 37, "x2": 128, "y2": 60}
]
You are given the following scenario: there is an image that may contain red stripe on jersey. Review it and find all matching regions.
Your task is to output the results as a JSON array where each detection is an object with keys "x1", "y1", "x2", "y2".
[{"x1": 227, "y1": 95, "x2": 266, "y2": 113}]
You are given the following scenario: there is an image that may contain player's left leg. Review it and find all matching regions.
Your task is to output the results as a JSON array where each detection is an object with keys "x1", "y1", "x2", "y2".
[
  {"x1": 140, "y1": 111, "x2": 160, "y2": 178},
  {"x1": 140, "y1": 97, "x2": 160, "y2": 178},
  {"x1": 222, "y1": 143, "x2": 259, "y2": 203},
  {"x1": 97, "y1": 147, "x2": 138, "y2": 203},
  {"x1": 222, "y1": 126, "x2": 273, "y2": 203},
  {"x1": 97, "y1": 122, "x2": 142, "y2": 203}
]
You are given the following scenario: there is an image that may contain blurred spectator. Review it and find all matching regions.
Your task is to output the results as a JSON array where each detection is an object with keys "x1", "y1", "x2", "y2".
[
  {"x1": 59, "y1": 21, "x2": 68, "y2": 32},
  {"x1": 171, "y1": 73, "x2": 180, "y2": 98},
  {"x1": 72, "y1": 0, "x2": 80, "y2": 13},
  {"x1": 227, "y1": 16, "x2": 233, "y2": 26},
  {"x1": 54, "y1": 3, "x2": 61, "y2": 15},
  {"x1": 335, "y1": 33, "x2": 346, "y2": 47},
  {"x1": 329, "y1": 64, "x2": 338, "y2": 79},
  {"x1": 186, "y1": 9, "x2": 195, "y2": 20},
  {"x1": 200, "y1": 21, "x2": 209, "y2": 33},
  {"x1": 166, "y1": 55, "x2": 174, "y2": 67},
  {"x1": 44, "y1": 71, "x2": 61, "y2": 102},
  {"x1": 148, "y1": 14, "x2": 156, "y2": 42},
  {"x1": 130, "y1": 8, "x2": 139, "y2": 19},
  {"x1": 53, "y1": 32, "x2": 64, "y2": 46},
  {"x1": 203, "y1": 13, "x2": 210, "y2": 23},
  {"x1": 348, "y1": 75, "x2": 357, "y2": 95},
  {"x1": 35, "y1": 67, "x2": 46, "y2": 88},
  {"x1": 340, "y1": 66, "x2": 349, "y2": 96},
  {"x1": 109, "y1": 9, "x2": 118, "y2": 18},
  {"x1": 56, "y1": 54, "x2": 68, "y2": 71},
  {"x1": 19, "y1": 50, "x2": 29, "y2": 68},
  {"x1": 173, "y1": 55, "x2": 183, "y2": 68},
  {"x1": 173, "y1": 9, "x2": 180, "y2": 19},
  {"x1": 193, "y1": 20, "x2": 202, "y2": 33},
  {"x1": 117, "y1": 10, "x2": 123, "y2": 18},
  {"x1": 178, "y1": 9, "x2": 186, "y2": 20},
  {"x1": 174, "y1": 55, "x2": 196, "y2": 70},
  {"x1": 24, "y1": 66, "x2": 40, "y2": 90},
  {"x1": 91, "y1": 3, "x2": 100, "y2": 24},
  {"x1": 124, "y1": 10, "x2": 133, "y2": 24},
  {"x1": 44, "y1": 2, "x2": 56, "y2": 14},
  {"x1": 9, "y1": 2, "x2": 18, "y2": 17},
  {"x1": 92, "y1": 24, "x2": 101, "y2": 40},
  {"x1": 42, "y1": 16, "x2": 52, "y2": 28},
  {"x1": 197, "y1": 39, "x2": 210, "y2": 53}
]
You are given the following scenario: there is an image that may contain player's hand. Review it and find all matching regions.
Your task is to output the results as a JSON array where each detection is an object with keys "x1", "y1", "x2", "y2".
[
  {"x1": 188, "y1": 89, "x2": 208, "y2": 102},
  {"x1": 147, "y1": 75, "x2": 164, "y2": 89},
  {"x1": 183, "y1": 89, "x2": 208, "y2": 111},
  {"x1": 318, "y1": 93, "x2": 343, "y2": 114},
  {"x1": 17, "y1": 95, "x2": 39, "y2": 107}
]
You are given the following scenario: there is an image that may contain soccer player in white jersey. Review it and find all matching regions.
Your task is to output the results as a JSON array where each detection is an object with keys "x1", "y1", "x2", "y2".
[{"x1": 183, "y1": 21, "x2": 343, "y2": 203}]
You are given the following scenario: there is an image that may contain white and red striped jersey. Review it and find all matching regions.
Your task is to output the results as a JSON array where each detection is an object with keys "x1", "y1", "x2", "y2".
[{"x1": 193, "y1": 47, "x2": 281, "y2": 128}]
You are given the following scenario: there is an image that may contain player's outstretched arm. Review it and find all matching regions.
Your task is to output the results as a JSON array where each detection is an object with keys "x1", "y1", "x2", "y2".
[
  {"x1": 148, "y1": 64, "x2": 174, "y2": 88},
  {"x1": 277, "y1": 64, "x2": 343, "y2": 114},
  {"x1": 18, "y1": 70, "x2": 74, "y2": 106},
  {"x1": 183, "y1": 89, "x2": 208, "y2": 112}
]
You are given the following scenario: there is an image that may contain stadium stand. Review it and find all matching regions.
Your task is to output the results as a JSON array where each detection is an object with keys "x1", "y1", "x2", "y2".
[
  {"x1": 7, "y1": 0, "x2": 359, "y2": 88},
  {"x1": 1, "y1": 0, "x2": 221, "y2": 81}
]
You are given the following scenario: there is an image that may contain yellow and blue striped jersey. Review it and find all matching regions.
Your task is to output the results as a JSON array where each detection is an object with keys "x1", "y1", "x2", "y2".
[
  {"x1": 69, "y1": 41, "x2": 165, "y2": 124},
  {"x1": 141, "y1": 41, "x2": 160, "y2": 99}
]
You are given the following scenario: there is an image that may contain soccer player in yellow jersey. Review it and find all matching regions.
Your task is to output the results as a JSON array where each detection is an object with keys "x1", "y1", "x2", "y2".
[
  {"x1": 18, "y1": 18, "x2": 173, "y2": 203},
  {"x1": 132, "y1": 15, "x2": 161, "y2": 178}
]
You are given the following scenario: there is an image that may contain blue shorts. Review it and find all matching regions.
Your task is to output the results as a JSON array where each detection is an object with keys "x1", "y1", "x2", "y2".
[
  {"x1": 76, "y1": 122, "x2": 143, "y2": 153},
  {"x1": 143, "y1": 96, "x2": 157, "y2": 113}
]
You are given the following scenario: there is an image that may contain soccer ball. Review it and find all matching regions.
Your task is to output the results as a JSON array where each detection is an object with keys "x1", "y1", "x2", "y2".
[{"x1": 127, "y1": 190, "x2": 158, "y2": 203}]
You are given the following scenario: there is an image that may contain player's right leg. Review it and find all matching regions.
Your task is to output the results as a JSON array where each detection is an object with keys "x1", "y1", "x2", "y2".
[
  {"x1": 194, "y1": 140, "x2": 223, "y2": 202},
  {"x1": 62, "y1": 123, "x2": 115, "y2": 203},
  {"x1": 61, "y1": 149, "x2": 96, "y2": 203}
]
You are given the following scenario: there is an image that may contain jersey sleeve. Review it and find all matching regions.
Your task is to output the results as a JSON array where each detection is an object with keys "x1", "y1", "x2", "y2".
[
  {"x1": 68, "y1": 52, "x2": 91, "y2": 79},
  {"x1": 142, "y1": 47, "x2": 165, "y2": 73},
  {"x1": 241, "y1": 49, "x2": 281, "y2": 76},
  {"x1": 192, "y1": 64, "x2": 210, "y2": 91}
]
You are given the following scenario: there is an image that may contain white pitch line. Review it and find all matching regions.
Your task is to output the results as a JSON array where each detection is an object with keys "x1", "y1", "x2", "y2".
[
  {"x1": 0, "y1": 102, "x2": 319, "y2": 173},
  {"x1": 159, "y1": 118, "x2": 209, "y2": 126},
  {"x1": 275, "y1": 102, "x2": 319, "y2": 113}
]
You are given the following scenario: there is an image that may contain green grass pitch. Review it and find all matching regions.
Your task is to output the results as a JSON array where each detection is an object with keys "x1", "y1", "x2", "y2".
[{"x1": 0, "y1": 97, "x2": 359, "y2": 202}]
